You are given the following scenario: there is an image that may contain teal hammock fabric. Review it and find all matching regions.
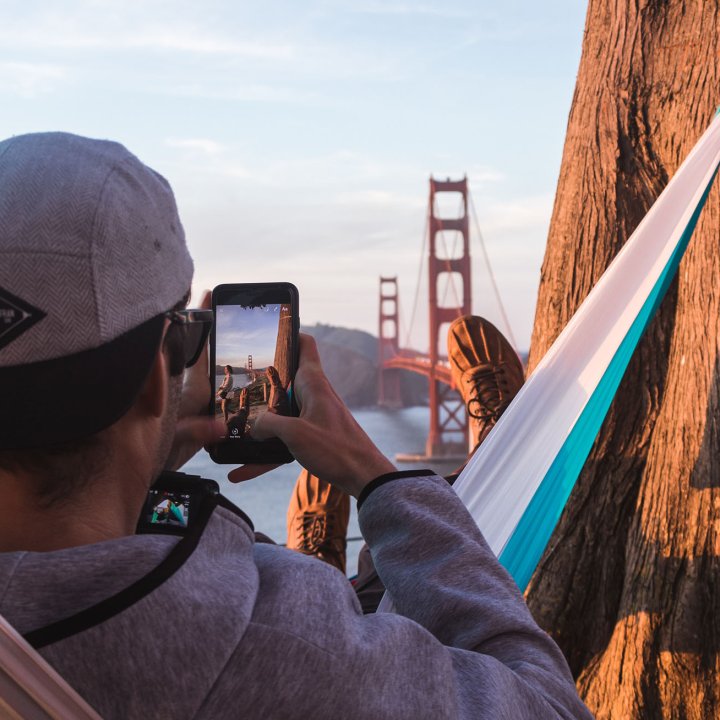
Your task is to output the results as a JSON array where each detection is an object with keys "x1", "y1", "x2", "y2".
[{"x1": 379, "y1": 114, "x2": 720, "y2": 612}]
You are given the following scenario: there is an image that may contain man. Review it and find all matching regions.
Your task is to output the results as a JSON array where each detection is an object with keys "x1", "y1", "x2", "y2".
[
  {"x1": 217, "y1": 364, "x2": 234, "y2": 423},
  {"x1": 0, "y1": 132, "x2": 592, "y2": 719}
]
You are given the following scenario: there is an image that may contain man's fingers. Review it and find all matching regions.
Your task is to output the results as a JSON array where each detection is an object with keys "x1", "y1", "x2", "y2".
[
  {"x1": 227, "y1": 464, "x2": 281, "y2": 483},
  {"x1": 298, "y1": 333, "x2": 322, "y2": 365},
  {"x1": 199, "y1": 289, "x2": 211, "y2": 309},
  {"x1": 166, "y1": 417, "x2": 226, "y2": 471},
  {"x1": 176, "y1": 416, "x2": 226, "y2": 444},
  {"x1": 251, "y1": 408, "x2": 293, "y2": 441}
]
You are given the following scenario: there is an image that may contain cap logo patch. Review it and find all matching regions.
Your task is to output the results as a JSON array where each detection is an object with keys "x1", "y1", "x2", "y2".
[{"x1": 0, "y1": 287, "x2": 46, "y2": 351}]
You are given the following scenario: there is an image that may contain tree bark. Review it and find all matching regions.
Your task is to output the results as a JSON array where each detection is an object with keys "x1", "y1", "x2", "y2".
[
  {"x1": 525, "y1": 2, "x2": 720, "y2": 718},
  {"x1": 273, "y1": 304, "x2": 293, "y2": 387}
]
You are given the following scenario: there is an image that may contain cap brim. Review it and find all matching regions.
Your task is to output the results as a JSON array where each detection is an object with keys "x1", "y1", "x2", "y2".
[{"x1": 0, "y1": 315, "x2": 165, "y2": 450}]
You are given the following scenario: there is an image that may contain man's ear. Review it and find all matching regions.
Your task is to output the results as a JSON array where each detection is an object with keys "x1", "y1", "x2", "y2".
[{"x1": 136, "y1": 344, "x2": 169, "y2": 419}]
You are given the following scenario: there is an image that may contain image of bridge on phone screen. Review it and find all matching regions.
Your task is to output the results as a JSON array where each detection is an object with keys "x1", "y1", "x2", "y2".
[{"x1": 214, "y1": 302, "x2": 293, "y2": 441}]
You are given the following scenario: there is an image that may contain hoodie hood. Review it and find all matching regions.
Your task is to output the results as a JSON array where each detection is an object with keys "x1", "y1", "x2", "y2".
[{"x1": 0, "y1": 502, "x2": 259, "y2": 718}]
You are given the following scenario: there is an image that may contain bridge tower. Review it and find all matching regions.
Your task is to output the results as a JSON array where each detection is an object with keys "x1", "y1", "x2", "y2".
[
  {"x1": 426, "y1": 176, "x2": 471, "y2": 458},
  {"x1": 378, "y1": 276, "x2": 402, "y2": 407}
]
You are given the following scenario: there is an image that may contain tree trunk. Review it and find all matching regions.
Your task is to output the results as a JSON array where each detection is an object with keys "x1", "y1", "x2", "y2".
[{"x1": 525, "y1": 2, "x2": 720, "y2": 718}]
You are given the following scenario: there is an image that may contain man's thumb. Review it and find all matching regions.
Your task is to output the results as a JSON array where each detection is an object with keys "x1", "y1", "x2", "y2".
[{"x1": 251, "y1": 408, "x2": 292, "y2": 441}]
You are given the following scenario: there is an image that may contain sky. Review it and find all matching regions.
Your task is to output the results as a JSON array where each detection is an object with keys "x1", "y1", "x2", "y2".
[
  {"x1": 0, "y1": 0, "x2": 587, "y2": 351},
  {"x1": 216, "y1": 304, "x2": 282, "y2": 370}
]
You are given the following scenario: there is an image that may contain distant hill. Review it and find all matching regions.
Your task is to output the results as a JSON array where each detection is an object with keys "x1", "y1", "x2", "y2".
[
  {"x1": 301, "y1": 323, "x2": 427, "y2": 408},
  {"x1": 303, "y1": 323, "x2": 377, "y2": 362}
]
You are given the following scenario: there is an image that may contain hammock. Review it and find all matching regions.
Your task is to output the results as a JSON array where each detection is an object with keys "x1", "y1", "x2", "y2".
[
  {"x1": 462, "y1": 111, "x2": 720, "y2": 591},
  {"x1": 0, "y1": 612, "x2": 101, "y2": 718},
  {"x1": 378, "y1": 112, "x2": 720, "y2": 612}
]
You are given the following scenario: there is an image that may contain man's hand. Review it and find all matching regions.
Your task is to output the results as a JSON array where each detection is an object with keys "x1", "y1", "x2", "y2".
[
  {"x1": 165, "y1": 290, "x2": 225, "y2": 471},
  {"x1": 228, "y1": 334, "x2": 395, "y2": 498}
]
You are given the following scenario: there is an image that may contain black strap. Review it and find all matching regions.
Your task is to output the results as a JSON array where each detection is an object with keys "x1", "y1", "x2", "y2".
[
  {"x1": 24, "y1": 488, "x2": 252, "y2": 650},
  {"x1": 356, "y1": 469, "x2": 436, "y2": 510}
]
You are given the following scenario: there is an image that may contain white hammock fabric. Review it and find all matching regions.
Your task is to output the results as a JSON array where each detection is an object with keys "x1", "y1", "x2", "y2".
[
  {"x1": 0, "y1": 612, "x2": 101, "y2": 719},
  {"x1": 380, "y1": 112, "x2": 720, "y2": 611}
]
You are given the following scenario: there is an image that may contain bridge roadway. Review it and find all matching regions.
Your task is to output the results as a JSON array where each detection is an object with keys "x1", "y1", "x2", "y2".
[{"x1": 381, "y1": 350, "x2": 453, "y2": 387}]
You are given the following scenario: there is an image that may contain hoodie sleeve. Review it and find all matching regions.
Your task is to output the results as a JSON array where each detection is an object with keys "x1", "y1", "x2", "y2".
[
  {"x1": 197, "y1": 474, "x2": 592, "y2": 720},
  {"x1": 355, "y1": 474, "x2": 593, "y2": 719}
]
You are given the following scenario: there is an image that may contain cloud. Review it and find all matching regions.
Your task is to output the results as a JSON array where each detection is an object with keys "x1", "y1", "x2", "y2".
[
  {"x1": 165, "y1": 138, "x2": 225, "y2": 154},
  {"x1": 161, "y1": 83, "x2": 315, "y2": 104},
  {"x1": 0, "y1": 9, "x2": 294, "y2": 60},
  {"x1": 0, "y1": 62, "x2": 68, "y2": 98},
  {"x1": 333, "y1": 190, "x2": 425, "y2": 209},
  {"x1": 167, "y1": 147, "x2": 427, "y2": 192},
  {"x1": 125, "y1": 32, "x2": 294, "y2": 60},
  {"x1": 0, "y1": 3, "x2": 425, "y2": 89},
  {"x1": 341, "y1": 1, "x2": 472, "y2": 19},
  {"x1": 468, "y1": 166, "x2": 506, "y2": 185},
  {"x1": 476, "y1": 193, "x2": 555, "y2": 234},
  {"x1": 162, "y1": 154, "x2": 253, "y2": 183}
]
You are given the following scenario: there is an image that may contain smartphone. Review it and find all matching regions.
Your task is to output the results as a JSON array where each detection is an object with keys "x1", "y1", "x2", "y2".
[
  {"x1": 136, "y1": 471, "x2": 219, "y2": 536},
  {"x1": 209, "y1": 282, "x2": 299, "y2": 465}
]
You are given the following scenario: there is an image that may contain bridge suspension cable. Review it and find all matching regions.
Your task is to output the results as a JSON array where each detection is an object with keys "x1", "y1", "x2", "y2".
[
  {"x1": 468, "y1": 192, "x2": 519, "y2": 351},
  {"x1": 402, "y1": 208, "x2": 428, "y2": 351}
]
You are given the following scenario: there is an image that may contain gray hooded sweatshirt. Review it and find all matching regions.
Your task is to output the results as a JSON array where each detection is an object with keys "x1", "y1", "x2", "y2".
[{"x1": 0, "y1": 474, "x2": 592, "y2": 719}]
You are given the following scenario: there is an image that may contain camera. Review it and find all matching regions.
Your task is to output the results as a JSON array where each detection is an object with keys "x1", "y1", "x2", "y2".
[{"x1": 136, "y1": 472, "x2": 220, "y2": 536}]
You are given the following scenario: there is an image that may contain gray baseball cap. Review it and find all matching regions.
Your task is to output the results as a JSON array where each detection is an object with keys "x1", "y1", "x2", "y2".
[{"x1": 0, "y1": 132, "x2": 194, "y2": 449}]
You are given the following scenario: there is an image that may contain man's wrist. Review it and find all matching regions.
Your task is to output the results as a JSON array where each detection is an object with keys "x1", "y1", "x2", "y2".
[
  {"x1": 345, "y1": 456, "x2": 396, "y2": 498},
  {"x1": 356, "y1": 469, "x2": 436, "y2": 509}
]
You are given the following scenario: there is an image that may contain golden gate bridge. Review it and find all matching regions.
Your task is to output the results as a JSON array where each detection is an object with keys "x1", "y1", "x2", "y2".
[{"x1": 377, "y1": 176, "x2": 517, "y2": 462}]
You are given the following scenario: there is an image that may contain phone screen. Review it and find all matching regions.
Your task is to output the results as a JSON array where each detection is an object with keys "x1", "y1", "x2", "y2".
[{"x1": 210, "y1": 283, "x2": 298, "y2": 464}]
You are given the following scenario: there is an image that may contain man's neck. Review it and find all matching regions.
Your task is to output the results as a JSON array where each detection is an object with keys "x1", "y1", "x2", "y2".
[
  {"x1": 0, "y1": 380, "x2": 173, "y2": 553},
  {"x1": 0, "y1": 465, "x2": 150, "y2": 553}
]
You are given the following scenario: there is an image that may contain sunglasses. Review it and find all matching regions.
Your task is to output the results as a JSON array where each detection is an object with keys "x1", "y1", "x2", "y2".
[{"x1": 164, "y1": 309, "x2": 214, "y2": 368}]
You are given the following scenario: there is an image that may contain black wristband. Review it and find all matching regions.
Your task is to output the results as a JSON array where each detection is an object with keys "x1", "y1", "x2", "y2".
[{"x1": 357, "y1": 469, "x2": 436, "y2": 510}]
